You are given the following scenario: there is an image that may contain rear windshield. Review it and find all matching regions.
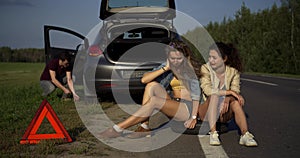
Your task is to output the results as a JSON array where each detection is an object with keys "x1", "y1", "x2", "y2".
[{"x1": 108, "y1": 0, "x2": 169, "y2": 8}]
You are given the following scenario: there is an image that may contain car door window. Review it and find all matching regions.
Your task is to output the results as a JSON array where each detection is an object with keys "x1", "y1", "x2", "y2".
[{"x1": 49, "y1": 30, "x2": 83, "y2": 50}]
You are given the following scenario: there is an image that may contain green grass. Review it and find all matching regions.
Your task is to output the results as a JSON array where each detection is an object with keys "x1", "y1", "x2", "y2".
[
  {"x1": 0, "y1": 62, "x2": 106, "y2": 157},
  {"x1": 0, "y1": 62, "x2": 44, "y2": 88}
]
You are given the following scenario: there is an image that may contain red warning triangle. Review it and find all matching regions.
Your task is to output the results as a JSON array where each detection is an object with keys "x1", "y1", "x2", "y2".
[{"x1": 20, "y1": 99, "x2": 72, "y2": 144}]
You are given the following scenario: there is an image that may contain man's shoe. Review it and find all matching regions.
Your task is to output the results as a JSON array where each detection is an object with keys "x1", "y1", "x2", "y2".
[
  {"x1": 209, "y1": 131, "x2": 221, "y2": 146},
  {"x1": 239, "y1": 131, "x2": 258, "y2": 147},
  {"x1": 99, "y1": 127, "x2": 122, "y2": 139},
  {"x1": 126, "y1": 125, "x2": 151, "y2": 139}
]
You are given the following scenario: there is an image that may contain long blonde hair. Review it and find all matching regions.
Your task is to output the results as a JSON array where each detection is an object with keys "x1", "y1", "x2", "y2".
[{"x1": 166, "y1": 40, "x2": 200, "y2": 91}]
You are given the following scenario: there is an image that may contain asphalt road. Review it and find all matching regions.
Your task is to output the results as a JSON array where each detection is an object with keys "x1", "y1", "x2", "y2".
[
  {"x1": 102, "y1": 74, "x2": 300, "y2": 158},
  {"x1": 221, "y1": 74, "x2": 300, "y2": 158}
]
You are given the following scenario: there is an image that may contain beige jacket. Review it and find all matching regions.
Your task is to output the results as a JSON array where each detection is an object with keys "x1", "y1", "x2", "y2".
[{"x1": 200, "y1": 63, "x2": 241, "y2": 101}]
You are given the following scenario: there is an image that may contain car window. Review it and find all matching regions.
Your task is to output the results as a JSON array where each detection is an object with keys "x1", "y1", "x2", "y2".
[
  {"x1": 49, "y1": 30, "x2": 83, "y2": 50},
  {"x1": 108, "y1": 0, "x2": 168, "y2": 8}
]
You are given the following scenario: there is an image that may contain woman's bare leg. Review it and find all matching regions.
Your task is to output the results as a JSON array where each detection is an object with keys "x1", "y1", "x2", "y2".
[
  {"x1": 198, "y1": 96, "x2": 221, "y2": 145},
  {"x1": 142, "y1": 82, "x2": 170, "y2": 104},
  {"x1": 229, "y1": 100, "x2": 248, "y2": 135},
  {"x1": 140, "y1": 82, "x2": 170, "y2": 126},
  {"x1": 198, "y1": 97, "x2": 210, "y2": 121},
  {"x1": 198, "y1": 95, "x2": 219, "y2": 132},
  {"x1": 117, "y1": 95, "x2": 189, "y2": 130}
]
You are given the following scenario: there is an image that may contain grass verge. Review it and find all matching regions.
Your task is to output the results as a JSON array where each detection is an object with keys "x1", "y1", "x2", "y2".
[{"x1": 0, "y1": 62, "x2": 115, "y2": 157}]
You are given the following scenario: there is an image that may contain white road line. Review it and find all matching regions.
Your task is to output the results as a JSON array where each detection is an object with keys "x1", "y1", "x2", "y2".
[
  {"x1": 241, "y1": 78, "x2": 278, "y2": 86},
  {"x1": 198, "y1": 135, "x2": 229, "y2": 158}
]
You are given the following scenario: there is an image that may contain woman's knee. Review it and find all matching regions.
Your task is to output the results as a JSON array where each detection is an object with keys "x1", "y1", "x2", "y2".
[
  {"x1": 230, "y1": 100, "x2": 243, "y2": 112},
  {"x1": 145, "y1": 81, "x2": 160, "y2": 90},
  {"x1": 145, "y1": 81, "x2": 167, "y2": 97},
  {"x1": 143, "y1": 81, "x2": 158, "y2": 95},
  {"x1": 148, "y1": 96, "x2": 167, "y2": 109}
]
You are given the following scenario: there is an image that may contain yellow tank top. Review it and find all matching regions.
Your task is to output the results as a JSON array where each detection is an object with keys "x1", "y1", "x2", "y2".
[{"x1": 170, "y1": 77, "x2": 185, "y2": 90}]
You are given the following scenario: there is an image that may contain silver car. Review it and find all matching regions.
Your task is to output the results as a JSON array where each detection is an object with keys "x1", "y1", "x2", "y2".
[{"x1": 44, "y1": 0, "x2": 179, "y2": 102}]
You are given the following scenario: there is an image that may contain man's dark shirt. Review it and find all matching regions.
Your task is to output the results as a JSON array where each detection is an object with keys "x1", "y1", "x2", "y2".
[{"x1": 40, "y1": 59, "x2": 71, "y2": 81}]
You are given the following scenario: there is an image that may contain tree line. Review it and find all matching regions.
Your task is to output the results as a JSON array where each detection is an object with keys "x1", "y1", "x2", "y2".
[
  {"x1": 201, "y1": 0, "x2": 299, "y2": 74},
  {"x1": 0, "y1": 47, "x2": 45, "y2": 62}
]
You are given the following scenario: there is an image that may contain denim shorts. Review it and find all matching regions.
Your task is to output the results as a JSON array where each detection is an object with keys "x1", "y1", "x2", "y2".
[{"x1": 172, "y1": 98, "x2": 193, "y2": 116}]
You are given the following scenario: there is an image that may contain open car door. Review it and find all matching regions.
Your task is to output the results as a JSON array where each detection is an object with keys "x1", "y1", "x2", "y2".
[
  {"x1": 44, "y1": 25, "x2": 88, "y2": 85},
  {"x1": 44, "y1": 25, "x2": 86, "y2": 65}
]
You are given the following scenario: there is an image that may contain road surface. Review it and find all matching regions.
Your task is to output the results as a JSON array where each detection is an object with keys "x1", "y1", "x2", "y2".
[{"x1": 100, "y1": 74, "x2": 300, "y2": 158}]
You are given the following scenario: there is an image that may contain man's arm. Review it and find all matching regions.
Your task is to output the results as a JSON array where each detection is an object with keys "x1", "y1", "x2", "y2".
[{"x1": 66, "y1": 71, "x2": 79, "y2": 101}]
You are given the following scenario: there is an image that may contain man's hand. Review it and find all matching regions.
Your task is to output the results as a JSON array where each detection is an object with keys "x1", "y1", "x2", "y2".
[
  {"x1": 73, "y1": 93, "x2": 80, "y2": 101},
  {"x1": 63, "y1": 89, "x2": 71, "y2": 94}
]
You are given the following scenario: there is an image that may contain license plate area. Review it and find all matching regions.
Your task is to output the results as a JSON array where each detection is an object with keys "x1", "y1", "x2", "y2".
[{"x1": 121, "y1": 70, "x2": 147, "y2": 79}]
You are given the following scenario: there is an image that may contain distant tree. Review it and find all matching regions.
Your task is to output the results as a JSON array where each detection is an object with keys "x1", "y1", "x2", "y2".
[
  {"x1": 0, "y1": 47, "x2": 12, "y2": 62},
  {"x1": 281, "y1": 0, "x2": 300, "y2": 73}
]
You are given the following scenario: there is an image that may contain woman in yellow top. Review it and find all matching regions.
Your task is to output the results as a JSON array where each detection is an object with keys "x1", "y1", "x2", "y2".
[
  {"x1": 99, "y1": 40, "x2": 202, "y2": 139},
  {"x1": 199, "y1": 42, "x2": 258, "y2": 147}
]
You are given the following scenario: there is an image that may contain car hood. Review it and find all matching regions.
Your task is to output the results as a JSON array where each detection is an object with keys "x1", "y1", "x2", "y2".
[{"x1": 99, "y1": 0, "x2": 176, "y2": 20}]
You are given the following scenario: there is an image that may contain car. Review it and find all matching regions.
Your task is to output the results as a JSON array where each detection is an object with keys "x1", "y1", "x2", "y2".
[{"x1": 44, "y1": 0, "x2": 180, "y2": 103}]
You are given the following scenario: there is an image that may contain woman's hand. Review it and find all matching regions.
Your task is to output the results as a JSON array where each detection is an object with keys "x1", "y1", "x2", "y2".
[
  {"x1": 227, "y1": 90, "x2": 244, "y2": 106},
  {"x1": 184, "y1": 118, "x2": 197, "y2": 129},
  {"x1": 165, "y1": 59, "x2": 170, "y2": 71},
  {"x1": 220, "y1": 96, "x2": 230, "y2": 114},
  {"x1": 238, "y1": 94, "x2": 245, "y2": 106}
]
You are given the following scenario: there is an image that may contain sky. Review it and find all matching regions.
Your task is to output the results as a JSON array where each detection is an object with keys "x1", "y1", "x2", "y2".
[{"x1": 0, "y1": 0, "x2": 281, "y2": 49}]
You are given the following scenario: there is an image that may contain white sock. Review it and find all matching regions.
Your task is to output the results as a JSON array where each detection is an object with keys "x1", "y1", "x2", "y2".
[
  {"x1": 141, "y1": 123, "x2": 149, "y2": 129},
  {"x1": 113, "y1": 125, "x2": 123, "y2": 132}
]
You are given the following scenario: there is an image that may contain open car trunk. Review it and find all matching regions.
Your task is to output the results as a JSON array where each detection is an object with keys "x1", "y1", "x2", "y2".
[{"x1": 105, "y1": 26, "x2": 171, "y2": 64}]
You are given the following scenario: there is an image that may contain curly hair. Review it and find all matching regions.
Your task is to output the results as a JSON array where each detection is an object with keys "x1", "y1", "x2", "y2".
[{"x1": 209, "y1": 42, "x2": 243, "y2": 72}]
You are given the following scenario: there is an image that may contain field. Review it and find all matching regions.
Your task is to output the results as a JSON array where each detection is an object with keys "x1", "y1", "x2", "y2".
[{"x1": 0, "y1": 62, "x2": 134, "y2": 157}]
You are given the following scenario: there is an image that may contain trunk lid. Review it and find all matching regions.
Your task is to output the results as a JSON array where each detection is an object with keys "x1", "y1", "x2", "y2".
[{"x1": 100, "y1": 0, "x2": 176, "y2": 20}]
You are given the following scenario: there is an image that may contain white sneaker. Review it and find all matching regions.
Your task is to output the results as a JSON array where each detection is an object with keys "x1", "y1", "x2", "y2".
[
  {"x1": 209, "y1": 131, "x2": 221, "y2": 146},
  {"x1": 239, "y1": 131, "x2": 258, "y2": 147}
]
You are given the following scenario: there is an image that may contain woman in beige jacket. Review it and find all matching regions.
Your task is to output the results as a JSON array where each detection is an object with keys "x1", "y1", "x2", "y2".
[{"x1": 198, "y1": 42, "x2": 258, "y2": 147}]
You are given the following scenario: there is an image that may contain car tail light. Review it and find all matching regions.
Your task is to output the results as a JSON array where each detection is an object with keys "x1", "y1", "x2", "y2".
[{"x1": 88, "y1": 45, "x2": 103, "y2": 57}]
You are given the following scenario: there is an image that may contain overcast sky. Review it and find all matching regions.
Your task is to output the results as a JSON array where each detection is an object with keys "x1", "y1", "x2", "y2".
[{"x1": 0, "y1": 0, "x2": 281, "y2": 49}]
